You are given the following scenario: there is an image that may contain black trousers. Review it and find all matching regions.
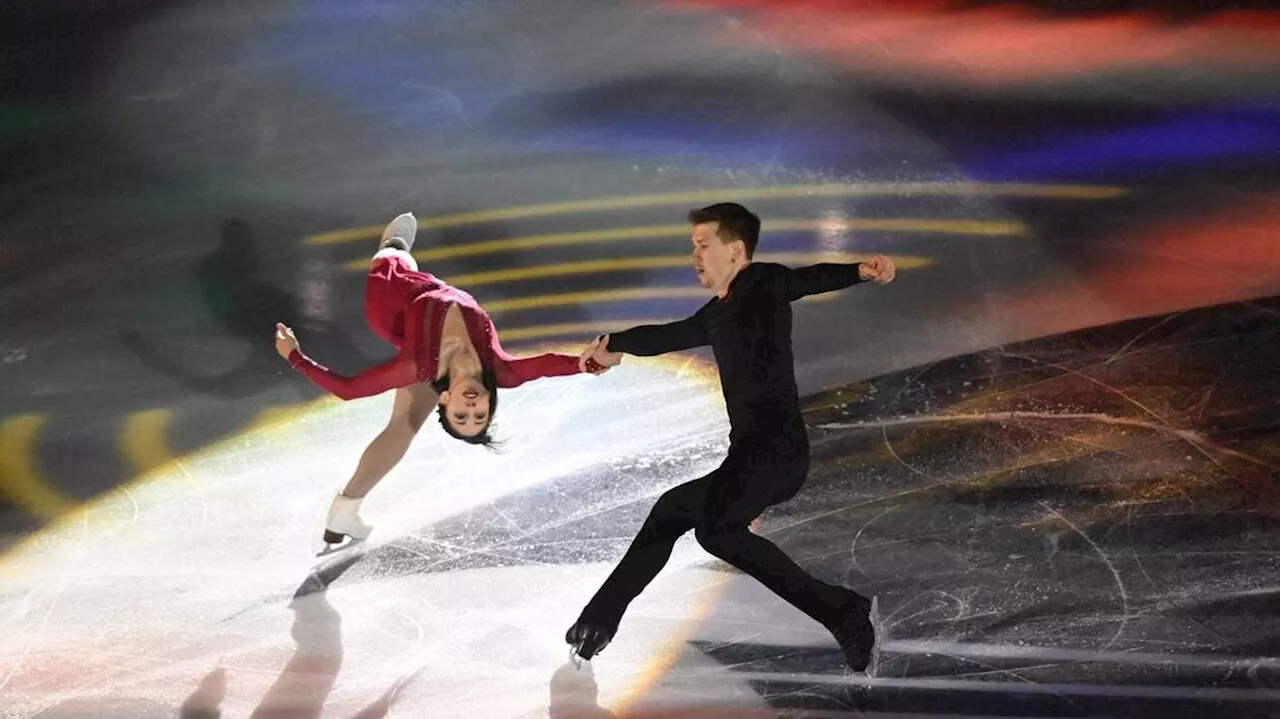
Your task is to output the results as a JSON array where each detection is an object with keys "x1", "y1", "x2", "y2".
[{"x1": 578, "y1": 428, "x2": 850, "y2": 634}]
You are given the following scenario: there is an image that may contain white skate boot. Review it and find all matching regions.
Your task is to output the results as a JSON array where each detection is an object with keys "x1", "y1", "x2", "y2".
[
  {"x1": 323, "y1": 492, "x2": 372, "y2": 546},
  {"x1": 379, "y1": 212, "x2": 418, "y2": 253}
]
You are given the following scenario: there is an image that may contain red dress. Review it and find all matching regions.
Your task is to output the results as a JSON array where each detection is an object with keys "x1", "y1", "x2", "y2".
[{"x1": 288, "y1": 254, "x2": 582, "y2": 399}]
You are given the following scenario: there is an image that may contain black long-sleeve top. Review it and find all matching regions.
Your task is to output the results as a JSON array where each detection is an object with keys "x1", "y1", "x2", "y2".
[{"x1": 607, "y1": 262, "x2": 867, "y2": 444}]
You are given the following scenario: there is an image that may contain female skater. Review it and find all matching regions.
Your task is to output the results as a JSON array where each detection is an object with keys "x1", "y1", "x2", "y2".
[{"x1": 275, "y1": 212, "x2": 608, "y2": 546}]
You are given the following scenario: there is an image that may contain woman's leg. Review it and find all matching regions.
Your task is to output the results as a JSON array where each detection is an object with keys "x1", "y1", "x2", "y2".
[
  {"x1": 323, "y1": 381, "x2": 437, "y2": 544},
  {"x1": 372, "y1": 246, "x2": 417, "y2": 270},
  {"x1": 323, "y1": 213, "x2": 429, "y2": 544},
  {"x1": 340, "y1": 381, "x2": 437, "y2": 498}
]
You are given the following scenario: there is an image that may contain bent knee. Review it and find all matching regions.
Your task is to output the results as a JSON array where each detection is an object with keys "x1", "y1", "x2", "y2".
[{"x1": 694, "y1": 524, "x2": 751, "y2": 556}]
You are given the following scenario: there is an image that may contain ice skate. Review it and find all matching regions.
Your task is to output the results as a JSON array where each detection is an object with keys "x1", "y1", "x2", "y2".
[
  {"x1": 826, "y1": 590, "x2": 878, "y2": 673},
  {"x1": 379, "y1": 212, "x2": 418, "y2": 253},
  {"x1": 565, "y1": 621, "x2": 613, "y2": 668},
  {"x1": 320, "y1": 492, "x2": 372, "y2": 552}
]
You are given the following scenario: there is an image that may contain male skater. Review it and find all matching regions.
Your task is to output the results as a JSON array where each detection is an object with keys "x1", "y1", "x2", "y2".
[{"x1": 567, "y1": 202, "x2": 895, "y2": 672}]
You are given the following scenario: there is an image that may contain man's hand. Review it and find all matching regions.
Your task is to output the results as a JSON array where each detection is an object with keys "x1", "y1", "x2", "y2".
[
  {"x1": 578, "y1": 336, "x2": 602, "y2": 373},
  {"x1": 275, "y1": 322, "x2": 299, "y2": 360},
  {"x1": 859, "y1": 254, "x2": 896, "y2": 284},
  {"x1": 579, "y1": 334, "x2": 623, "y2": 374}
]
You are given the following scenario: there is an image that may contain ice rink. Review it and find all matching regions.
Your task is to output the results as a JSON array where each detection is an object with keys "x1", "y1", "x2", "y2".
[{"x1": 2, "y1": 1, "x2": 1279, "y2": 716}]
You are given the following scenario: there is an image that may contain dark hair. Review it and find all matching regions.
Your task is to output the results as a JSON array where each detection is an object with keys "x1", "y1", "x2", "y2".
[
  {"x1": 687, "y1": 202, "x2": 761, "y2": 259},
  {"x1": 432, "y1": 368, "x2": 500, "y2": 449}
]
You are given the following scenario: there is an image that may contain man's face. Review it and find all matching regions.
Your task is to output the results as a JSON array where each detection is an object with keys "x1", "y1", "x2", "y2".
[{"x1": 690, "y1": 222, "x2": 742, "y2": 292}]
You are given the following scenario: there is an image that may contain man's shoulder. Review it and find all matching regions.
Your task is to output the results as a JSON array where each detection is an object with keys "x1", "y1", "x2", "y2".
[
  {"x1": 713, "y1": 262, "x2": 784, "y2": 305},
  {"x1": 736, "y1": 261, "x2": 787, "y2": 288}
]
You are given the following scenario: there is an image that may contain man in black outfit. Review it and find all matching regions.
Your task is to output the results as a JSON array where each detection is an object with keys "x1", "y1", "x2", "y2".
[{"x1": 566, "y1": 202, "x2": 896, "y2": 672}]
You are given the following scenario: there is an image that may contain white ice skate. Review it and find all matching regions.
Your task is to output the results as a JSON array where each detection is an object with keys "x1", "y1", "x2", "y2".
[
  {"x1": 379, "y1": 212, "x2": 418, "y2": 252},
  {"x1": 321, "y1": 492, "x2": 372, "y2": 550}
]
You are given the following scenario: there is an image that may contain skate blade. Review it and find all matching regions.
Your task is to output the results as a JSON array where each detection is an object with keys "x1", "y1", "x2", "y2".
[
  {"x1": 315, "y1": 536, "x2": 365, "y2": 558},
  {"x1": 866, "y1": 595, "x2": 882, "y2": 679}
]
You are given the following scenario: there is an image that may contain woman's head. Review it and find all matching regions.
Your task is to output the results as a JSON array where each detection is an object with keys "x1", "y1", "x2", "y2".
[{"x1": 432, "y1": 369, "x2": 499, "y2": 446}]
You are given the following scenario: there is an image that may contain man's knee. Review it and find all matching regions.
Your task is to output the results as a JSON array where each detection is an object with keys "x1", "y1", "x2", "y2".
[
  {"x1": 694, "y1": 524, "x2": 751, "y2": 559},
  {"x1": 634, "y1": 489, "x2": 697, "y2": 542}
]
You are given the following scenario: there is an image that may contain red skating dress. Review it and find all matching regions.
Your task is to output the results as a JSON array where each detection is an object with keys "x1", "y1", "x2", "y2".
[{"x1": 288, "y1": 254, "x2": 583, "y2": 399}]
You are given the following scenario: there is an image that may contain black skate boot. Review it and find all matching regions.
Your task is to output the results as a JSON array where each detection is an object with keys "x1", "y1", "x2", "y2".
[
  {"x1": 565, "y1": 621, "x2": 613, "y2": 668},
  {"x1": 826, "y1": 590, "x2": 878, "y2": 673}
]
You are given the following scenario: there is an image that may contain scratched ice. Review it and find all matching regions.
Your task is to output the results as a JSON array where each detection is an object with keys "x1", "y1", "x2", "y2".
[
  {"x1": 0, "y1": 358, "x2": 768, "y2": 719},
  {"x1": 742, "y1": 296, "x2": 1280, "y2": 714},
  {"x1": 3, "y1": 307, "x2": 1279, "y2": 718}
]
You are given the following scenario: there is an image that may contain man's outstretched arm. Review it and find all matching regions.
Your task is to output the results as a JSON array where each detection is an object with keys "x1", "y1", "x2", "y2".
[
  {"x1": 576, "y1": 312, "x2": 710, "y2": 372},
  {"x1": 604, "y1": 312, "x2": 710, "y2": 357},
  {"x1": 759, "y1": 254, "x2": 896, "y2": 303}
]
